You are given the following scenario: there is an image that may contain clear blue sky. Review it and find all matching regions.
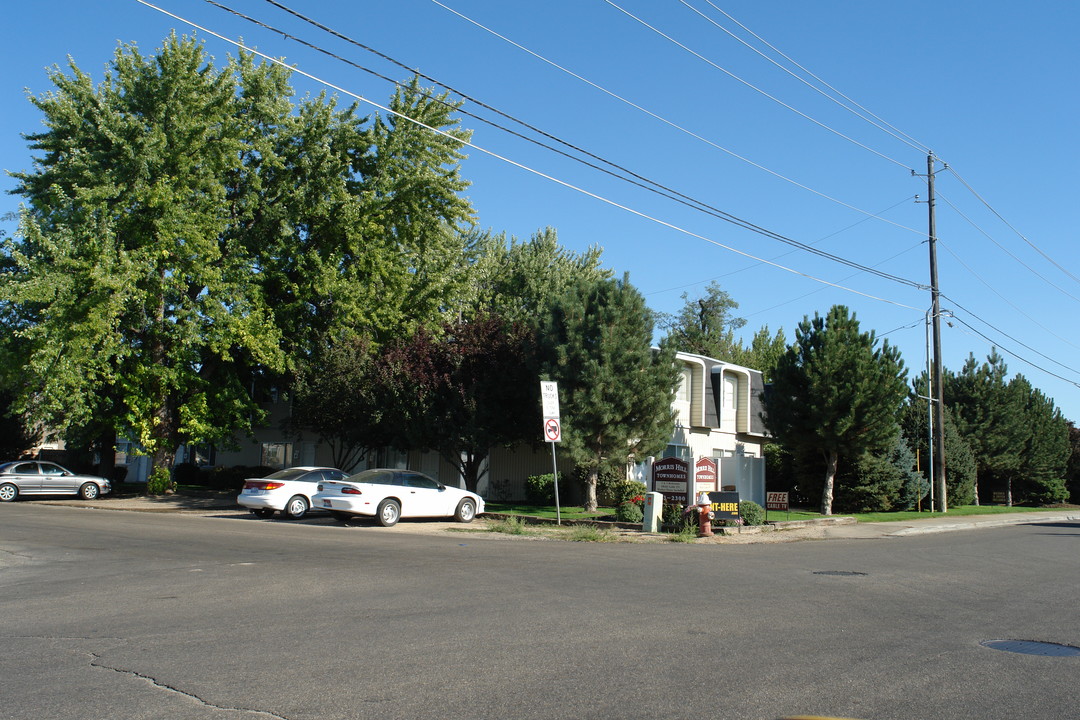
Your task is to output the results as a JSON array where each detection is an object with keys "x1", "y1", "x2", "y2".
[{"x1": 4, "y1": 1, "x2": 1079, "y2": 421}]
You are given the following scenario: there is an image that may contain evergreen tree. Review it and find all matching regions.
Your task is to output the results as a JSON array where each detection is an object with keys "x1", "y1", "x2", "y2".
[
  {"x1": 901, "y1": 388, "x2": 977, "y2": 506},
  {"x1": 539, "y1": 275, "x2": 679, "y2": 511},
  {"x1": 942, "y1": 351, "x2": 1067, "y2": 505},
  {"x1": 942, "y1": 351, "x2": 1025, "y2": 503},
  {"x1": 763, "y1": 305, "x2": 908, "y2": 515},
  {"x1": 658, "y1": 281, "x2": 745, "y2": 360},
  {"x1": 731, "y1": 325, "x2": 787, "y2": 381}
]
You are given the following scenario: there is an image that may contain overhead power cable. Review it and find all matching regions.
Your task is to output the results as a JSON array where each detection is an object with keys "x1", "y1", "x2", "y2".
[
  {"x1": 947, "y1": 165, "x2": 1080, "y2": 287},
  {"x1": 134, "y1": 0, "x2": 926, "y2": 312},
  {"x1": 684, "y1": 0, "x2": 931, "y2": 156},
  {"x1": 944, "y1": 308, "x2": 1080, "y2": 389},
  {"x1": 936, "y1": 191, "x2": 1080, "y2": 305},
  {"x1": 204, "y1": 0, "x2": 925, "y2": 288},
  {"x1": 603, "y1": 0, "x2": 916, "y2": 172},
  {"x1": 935, "y1": 238, "x2": 1080, "y2": 352},
  {"x1": 426, "y1": 0, "x2": 925, "y2": 239}
]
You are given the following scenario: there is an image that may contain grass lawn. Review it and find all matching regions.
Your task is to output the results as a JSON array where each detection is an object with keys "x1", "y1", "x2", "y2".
[
  {"x1": 486, "y1": 502, "x2": 1071, "y2": 525},
  {"x1": 484, "y1": 502, "x2": 613, "y2": 521}
]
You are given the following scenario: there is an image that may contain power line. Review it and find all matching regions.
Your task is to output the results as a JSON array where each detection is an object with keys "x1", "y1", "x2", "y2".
[
  {"x1": 426, "y1": 0, "x2": 926, "y2": 239},
  {"x1": 945, "y1": 311, "x2": 1080, "y2": 389},
  {"x1": 684, "y1": 0, "x2": 931, "y2": 156},
  {"x1": 603, "y1": 0, "x2": 917, "y2": 171},
  {"x1": 205, "y1": 0, "x2": 925, "y2": 289},
  {"x1": 134, "y1": 0, "x2": 927, "y2": 312},
  {"x1": 937, "y1": 190, "x2": 1080, "y2": 304},
  {"x1": 936, "y1": 238, "x2": 1080, "y2": 352},
  {"x1": 947, "y1": 164, "x2": 1080, "y2": 287}
]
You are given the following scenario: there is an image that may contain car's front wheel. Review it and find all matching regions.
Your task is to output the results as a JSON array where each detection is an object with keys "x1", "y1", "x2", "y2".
[
  {"x1": 377, "y1": 499, "x2": 401, "y2": 527},
  {"x1": 282, "y1": 495, "x2": 309, "y2": 520},
  {"x1": 251, "y1": 508, "x2": 276, "y2": 519},
  {"x1": 0, "y1": 483, "x2": 18, "y2": 502},
  {"x1": 79, "y1": 483, "x2": 100, "y2": 500},
  {"x1": 454, "y1": 498, "x2": 477, "y2": 523}
]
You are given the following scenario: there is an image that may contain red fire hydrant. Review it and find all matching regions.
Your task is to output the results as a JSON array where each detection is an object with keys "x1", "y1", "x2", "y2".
[{"x1": 694, "y1": 492, "x2": 715, "y2": 537}]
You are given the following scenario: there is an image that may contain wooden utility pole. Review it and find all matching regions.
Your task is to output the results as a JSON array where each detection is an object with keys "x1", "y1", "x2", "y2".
[{"x1": 925, "y1": 153, "x2": 948, "y2": 511}]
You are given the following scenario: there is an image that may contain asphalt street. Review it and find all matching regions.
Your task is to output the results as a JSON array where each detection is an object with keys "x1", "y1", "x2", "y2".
[{"x1": 1, "y1": 503, "x2": 1077, "y2": 719}]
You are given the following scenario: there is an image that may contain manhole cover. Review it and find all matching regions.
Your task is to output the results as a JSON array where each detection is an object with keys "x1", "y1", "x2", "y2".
[
  {"x1": 812, "y1": 570, "x2": 867, "y2": 576},
  {"x1": 981, "y1": 640, "x2": 1080, "y2": 657}
]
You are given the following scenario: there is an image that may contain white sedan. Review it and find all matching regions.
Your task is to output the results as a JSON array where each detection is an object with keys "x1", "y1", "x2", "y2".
[
  {"x1": 237, "y1": 466, "x2": 348, "y2": 519},
  {"x1": 312, "y1": 468, "x2": 484, "y2": 527}
]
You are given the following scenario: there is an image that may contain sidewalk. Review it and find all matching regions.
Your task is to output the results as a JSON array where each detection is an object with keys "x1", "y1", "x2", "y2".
[{"x1": 30, "y1": 493, "x2": 1080, "y2": 542}]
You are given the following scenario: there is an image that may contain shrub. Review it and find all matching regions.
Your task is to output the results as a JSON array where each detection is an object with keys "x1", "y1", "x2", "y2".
[
  {"x1": 739, "y1": 500, "x2": 765, "y2": 526},
  {"x1": 525, "y1": 473, "x2": 560, "y2": 504},
  {"x1": 615, "y1": 501, "x2": 644, "y2": 523},
  {"x1": 661, "y1": 502, "x2": 696, "y2": 533},
  {"x1": 600, "y1": 477, "x2": 648, "y2": 506},
  {"x1": 146, "y1": 467, "x2": 173, "y2": 495}
]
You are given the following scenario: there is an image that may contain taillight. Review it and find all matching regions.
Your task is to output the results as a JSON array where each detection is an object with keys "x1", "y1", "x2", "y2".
[
  {"x1": 342, "y1": 487, "x2": 362, "y2": 495},
  {"x1": 245, "y1": 481, "x2": 285, "y2": 490}
]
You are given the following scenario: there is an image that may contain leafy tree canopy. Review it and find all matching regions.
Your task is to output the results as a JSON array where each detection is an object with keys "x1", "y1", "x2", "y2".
[{"x1": 3, "y1": 34, "x2": 476, "y2": 480}]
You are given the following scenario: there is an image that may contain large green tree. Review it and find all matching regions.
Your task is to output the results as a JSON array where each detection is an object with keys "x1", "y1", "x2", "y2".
[
  {"x1": 539, "y1": 275, "x2": 679, "y2": 511},
  {"x1": 941, "y1": 351, "x2": 1068, "y2": 505},
  {"x1": 6, "y1": 35, "x2": 289, "y2": 477},
  {"x1": 659, "y1": 281, "x2": 745, "y2": 360},
  {"x1": 465, "y1": 226, "x2": 610, "y2": 323},
  {"x1": 763, "y1": 305, "x2": 908, "y2": 515},
  {"x1": 4, "y1": 36, "x2": 478, "y2": 483}
]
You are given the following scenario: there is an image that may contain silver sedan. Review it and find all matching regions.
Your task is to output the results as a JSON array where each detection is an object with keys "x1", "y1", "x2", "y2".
[{"x1": 0, "y1": 460, "x2": 112, "y2": 501}]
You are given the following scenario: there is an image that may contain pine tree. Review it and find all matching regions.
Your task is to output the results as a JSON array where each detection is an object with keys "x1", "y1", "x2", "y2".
[
  {"x1": 539, "y1": 275, "x2": 679, "y2": 511},
  {"x1": 764, "y1": 305, "x2": 908, "y2": 515}
]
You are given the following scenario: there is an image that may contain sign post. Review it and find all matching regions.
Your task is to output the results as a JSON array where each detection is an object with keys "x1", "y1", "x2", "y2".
[{"x1": 540, "y1": 381, "x2": 562, "y2": 525}]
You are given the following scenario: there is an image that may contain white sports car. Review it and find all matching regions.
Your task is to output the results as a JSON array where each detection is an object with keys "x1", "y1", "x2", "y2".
[
  {"x1": 237, "y1": 466, "x2": 348, "y2": 519},
  {"x1": 313, "y1": 468, "x2": 484, "y2": 527}
]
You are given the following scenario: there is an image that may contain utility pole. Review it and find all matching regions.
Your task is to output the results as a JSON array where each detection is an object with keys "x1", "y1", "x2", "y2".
[{"x1": 925, "y1": 152, "x2": 948, "y2": 512}]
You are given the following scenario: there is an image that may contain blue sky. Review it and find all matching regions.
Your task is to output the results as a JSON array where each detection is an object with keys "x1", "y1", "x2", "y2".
[{"x1": 4, "y1": 1, "x2": 1078, "y2": 421}]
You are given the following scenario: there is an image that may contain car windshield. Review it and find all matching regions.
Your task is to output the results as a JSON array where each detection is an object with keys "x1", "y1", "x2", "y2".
[{"x1": 263, "y1": 468, "x2": 311, "y2": 481}]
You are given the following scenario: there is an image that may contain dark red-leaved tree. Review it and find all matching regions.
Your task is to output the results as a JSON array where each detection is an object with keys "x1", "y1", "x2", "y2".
[{"x1": 382, "y1": 314, "x2": 538, "y2": 492}]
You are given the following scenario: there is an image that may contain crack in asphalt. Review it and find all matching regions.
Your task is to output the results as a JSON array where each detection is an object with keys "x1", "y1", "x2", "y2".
[{"x1": 89, "y1": 653, "x2": 291, "y2": 719}]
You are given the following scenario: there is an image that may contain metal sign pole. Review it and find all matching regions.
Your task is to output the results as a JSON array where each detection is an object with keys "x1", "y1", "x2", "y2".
[
  {"x1": 550, "y1": 441, "x2": 560, "y2": 526},
  {"x1": 540, "y1": 381, "x2": 562, "y2": 526}
]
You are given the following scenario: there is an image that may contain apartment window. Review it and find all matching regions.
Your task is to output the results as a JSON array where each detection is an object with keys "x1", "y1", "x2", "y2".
[
  {"x1": 662, "y1": 444, "x2": 691, "y2": 461},
  {"x1": 261, "y1": 442, "x2": 293, "y2": 470}
]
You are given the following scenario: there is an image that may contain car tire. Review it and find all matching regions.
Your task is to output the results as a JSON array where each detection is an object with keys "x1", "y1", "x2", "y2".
[
  {"x1": 282, "y1": 495, "x2": 309, "y2": 520},
  {"x1": 79, "y1": 482, "x2": 100, "y2": 500},
  {"x1": 251, "y1": 508, "x2": 276, "y2": 519},
  {"x1": 377, "y1": 499, "x2": 400, "y2": 527},
  {"x1": 0, "y1": 483, "x2": 18, "y2": 502},
  {"x1": 329, "y1": 511, "x2": 352, "y2": 522},
  {"x1": 454, "y1": 498, "x2": 477, "y2": 523}
]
